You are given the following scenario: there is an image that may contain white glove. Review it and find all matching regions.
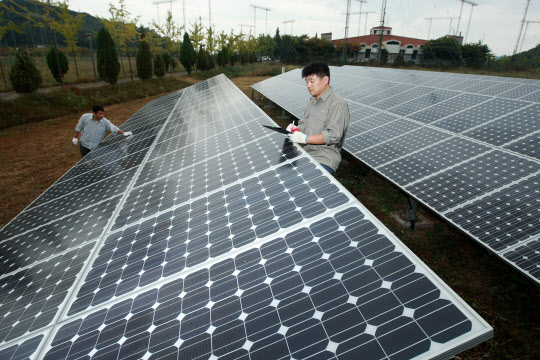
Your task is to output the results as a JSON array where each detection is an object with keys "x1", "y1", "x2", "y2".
[
  {"x1": 72, "y1": 137, "x2": 78, "y2": 145},
  {"x1": 288, "y1": 131, "x2": 308, "y2": 144},
  {"x1": 123, "y1": 131, "x2": 133, "y2": 137},
  {"x1": 286, "y1": 123, "x2": 300, "y2": 133}
]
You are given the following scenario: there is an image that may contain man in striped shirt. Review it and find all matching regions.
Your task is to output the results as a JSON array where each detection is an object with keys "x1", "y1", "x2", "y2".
[{"x1": 72, "y1": 105, "x2": 133, "y2": 158}]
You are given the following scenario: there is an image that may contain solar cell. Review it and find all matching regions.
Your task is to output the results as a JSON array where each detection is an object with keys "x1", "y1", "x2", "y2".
[
  {"x1": 43, "y1": 206, "x2": 490, "y2": 360},
  {"x1": 251, "y1": 66, "x2": 540, "y2": 283},
  {"x1": 0, "y1": 74, "x2": 491, "y2": 359},
  {"x1": 502, "y1": 238, "x2": 540, "y2": 281},
  {"x1": 0, "y1": 335, "x2": 43, "y2": 360}
]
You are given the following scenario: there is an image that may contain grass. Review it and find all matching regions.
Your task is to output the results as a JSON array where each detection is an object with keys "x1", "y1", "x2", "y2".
[
  {"x1": 0, "y1": 76, "x2": 191, "y2": 130},
  {"x1": 0, "y1": 55, "x2": 186, "y2": 91},
  {"x1": 0, "y1": 72, "x2": 538, "y2": 360}
]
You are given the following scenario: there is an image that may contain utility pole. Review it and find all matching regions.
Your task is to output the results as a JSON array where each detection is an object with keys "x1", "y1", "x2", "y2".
[
  {"x1": 355, "y1": 1, "x2": 367, "y2": 36},
  {"x1": 152, "y1": 0, "x2": 178, "y2": 25},
  {"x1": 463, "y1": 2, "x2": 477, "y2": 43},
  {"x1": 456, "y1": 0, "x2": 477, "y2": 37},
  {"x1": 283, "y1": 20, "x2": 295, "y2": 35},
  {"x1": 183, "y1": 0, "x2": 186, "y2": 30},
  {"x1": 238, "y1": 24, "x2": 254, "y2": 36},
  {"x1": 425, "y1": 17, "x2": 457, "y2": 39},
  {"x1": 250, "y1": 4, "x2": 272, "y2": 37},
  {"x1": 519, "y1": 20, "x2": 540, "y2": 52},
  {"x1": 344, "y1": 0, "x2": 352, "y2": 61},
  {"x1": 47, "y1": 0, "x2": 63, "y2": 88},
  {"x1": 348, "y1": 11, "x2": 375, "y2": 36},
  {"x1": 377, "y1": 0, "x2": 387, "y2": 64},
  {"x1": 514, "y1": 0, "x2": 530, "y2": 55}
]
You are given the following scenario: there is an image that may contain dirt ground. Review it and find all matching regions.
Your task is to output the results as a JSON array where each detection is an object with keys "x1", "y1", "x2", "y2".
[{"x1": 0, "y1": 75, "x2": 538, "y2": 359}]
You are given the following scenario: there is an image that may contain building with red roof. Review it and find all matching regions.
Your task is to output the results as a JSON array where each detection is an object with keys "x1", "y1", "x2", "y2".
[{"x1": 330, "y1": 26, "x2": 430, "y2": 63}]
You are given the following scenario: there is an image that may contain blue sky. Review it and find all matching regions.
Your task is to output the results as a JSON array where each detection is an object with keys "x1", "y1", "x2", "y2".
[{"x1": 71, "y1": 0, "x2": 540, "y2": 56}]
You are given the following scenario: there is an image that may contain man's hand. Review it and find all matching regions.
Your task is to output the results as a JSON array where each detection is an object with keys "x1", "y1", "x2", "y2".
[
  {"x1": 288, "y1": 131, "x2": 308, "y2": 144},
  {"x1": 123, "y1": 131, "x2": 133, "y2": 137},
  {"x1": 286, "y1": 123, "x2": 299, "y2": 133},
  {"x1": 72, "y1": 138, "x2": 78, "y2": 145}
]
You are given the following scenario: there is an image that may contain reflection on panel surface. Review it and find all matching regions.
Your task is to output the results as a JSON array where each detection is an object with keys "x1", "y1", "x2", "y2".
[
  {"x1": 0, "y1": 75, "x2": 491, "y2": 359},
  {"x1": 252, "y1": 66, "x2": 540, "y2": 283}
]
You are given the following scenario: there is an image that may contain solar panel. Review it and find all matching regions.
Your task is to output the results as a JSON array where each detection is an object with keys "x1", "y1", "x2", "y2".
[
  {"x1": 251, "y1": 66, "x2": 540, "y2": 284},
  {"x1": 0, "y1": 75, "x2": 491, "y2": 359}
]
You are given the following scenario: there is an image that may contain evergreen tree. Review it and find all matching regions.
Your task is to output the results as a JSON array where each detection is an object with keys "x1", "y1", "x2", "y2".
[
  {"x1": 196, "y1": 47, "x2": 214, "y2": 71},
  {"x1": 9, "y1": 50, "x2": 42, "y2": 94},
  {"x1": 154, "y1": 54, "x2": 166, "y2": 77},
  {"x1": 162, "y1": 51, "x2": 172, "y2": 71},
  {"x1": 136, "y1": 37, "x2": 153, "y2": 80},
  {"x1": 96, "y1": 27, "x2": 120, "y2": 84},
  {"x1": 179, "y1": 32, "x2": 196, "y2": 74},
  {"x1": 273, "y1": 28, "x2": 282, "y2": 60},
  {"x1": 46, "y1": 47, "x2": 69, "y2": 82},
  {"x1": 216, "y1": 46, "x2": 229, "y2": 68}
]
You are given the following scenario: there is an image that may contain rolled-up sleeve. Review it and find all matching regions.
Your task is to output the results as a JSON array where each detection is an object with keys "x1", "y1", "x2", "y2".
[
  {"x1": 75, "y1": 115, "x2": 86, "y2": 132},
  {"x1": 321, "y1": 101, "x2": 349, "y2": 145}
]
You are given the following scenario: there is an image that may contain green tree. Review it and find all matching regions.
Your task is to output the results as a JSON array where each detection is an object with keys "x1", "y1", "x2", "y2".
[
  {"x1": 206, "y1": 26, "x2": 217, "y2": 54},
  {"x1": 273, "y1": 28, "x2": 281, "y2": 59},
  {"x1": 462, "y1": 43, "x2": 490, "y2": 68},
  {"x1": 102, "y1": 0, "x2": 139, "y2": 81},
  {"x1": 54, "y1": 1, "x2": 84, "y2": 80},
  {"x1": 162, "y1": 51, "x2": 171, "y2": 71},
  {"x1": 96, "y1": 26, "x2": 120, "y2": 84},
  {"x1": 9, "y1": 50, "x2": 42, "y2": 94},
  {"x1": 256, "y1": 34, "x2": 276, "y2": 58},
  {"x1": 179, "y1": 32, "x2": 196, "y2": 74},
  {"x1": 153, "y1": 53, "x2": 165, "y2": 77},
  {"x1": 0, "y1": 8, "x2": 26, "y2": 87},
  {"x1": 218, "y1": 31, "x2": 228, "y2": 50},
  {"x1": 46, "y1": 47, "x2": 68, "y2": 82},
  {"x1": 138, "y1": 25, "x2": 162, "y2": 54},
  {"x1": 189, "y1": 21, "x2": 205, "y2": 50},
  {"x1": 421, "y1": 36, "x2": 463, "y2": 66},
  {"x1": 279, "y1": 35, "x2": 297, "y2": 63},
  {"x1": 216, "y1": 46, "x2": 229, "y2": 68},
  {"x1": 1, "y1": 0, "x2": 64, "y2": 86},
  {"x1": 136, "y1": 36, "x2": 153, "y2": 79},
  {"x1": 196, "y1": 46, "x2": 213, "y2": 71},
  {"x1": 153, "y1": 10, "x2": 182, "y2": 53}
]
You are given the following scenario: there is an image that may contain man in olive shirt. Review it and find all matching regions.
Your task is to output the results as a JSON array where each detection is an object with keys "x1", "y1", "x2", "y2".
[{"x1": 287, "y1": 61, "x2": 350, "y2": 174}]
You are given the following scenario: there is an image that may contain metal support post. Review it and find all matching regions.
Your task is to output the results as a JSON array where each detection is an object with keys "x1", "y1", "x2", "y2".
[{"x1": 407, "y1": 196, "x2": 418, "y2": 230}]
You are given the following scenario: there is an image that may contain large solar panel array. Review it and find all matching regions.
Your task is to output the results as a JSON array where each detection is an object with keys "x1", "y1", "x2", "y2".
[
  {"x1": 0, "y1": 74, "x2": 491, "y2": 359},
  {"x1": 251, "y1": 66, "x2": 540, "y2": 284}
]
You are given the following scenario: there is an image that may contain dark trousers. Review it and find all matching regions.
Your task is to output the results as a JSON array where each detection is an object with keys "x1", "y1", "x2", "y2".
[
  {"x1": 320, "y1": 163, "x2": 335, "y2": 175},
  {"x1": 80, "y1": 144, "x2": 91, "y2": 158}
]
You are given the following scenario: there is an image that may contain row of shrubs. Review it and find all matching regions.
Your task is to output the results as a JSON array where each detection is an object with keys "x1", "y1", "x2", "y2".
[{"x1": 0, "y1": 77, "x2": 191, "y2": 130}]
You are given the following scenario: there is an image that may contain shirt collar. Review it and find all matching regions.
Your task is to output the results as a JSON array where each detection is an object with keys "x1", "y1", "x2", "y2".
[{"x1": 312, "y1": 86, "x2": 334, "y2": 103}]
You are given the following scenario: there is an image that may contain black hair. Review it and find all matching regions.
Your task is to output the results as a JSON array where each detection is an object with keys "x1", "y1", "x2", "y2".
[
  {"x1": 301, "y1": 61, "x2": 330, "y2": 83},
  {"x1": 93, "y1": 105, "x2": 105, "y2": 113}
]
